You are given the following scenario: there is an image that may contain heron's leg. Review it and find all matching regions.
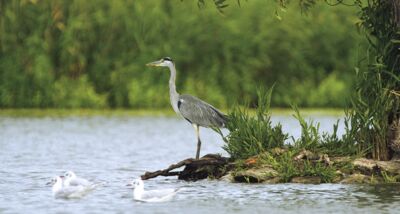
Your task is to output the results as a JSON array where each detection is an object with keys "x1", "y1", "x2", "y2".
[{"x1": 193, "y1": 124, "x2": 201, "y2": 159}]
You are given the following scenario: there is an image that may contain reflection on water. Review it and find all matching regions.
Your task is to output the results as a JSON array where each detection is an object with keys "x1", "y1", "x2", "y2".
[{"x1": 0, "y1": 115, "x2": 399, "y2": 213}]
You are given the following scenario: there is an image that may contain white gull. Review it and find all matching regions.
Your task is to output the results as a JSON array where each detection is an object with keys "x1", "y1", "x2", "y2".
[
  {"x1": 127, "y1": 178, "x2": 179, "y2": 202},
  {"x1": 47, "y1": 176, "x2": 96, "y2": 199},
  {"x1": 63, "y1": 171, "x2": 92, "y2": 187}
]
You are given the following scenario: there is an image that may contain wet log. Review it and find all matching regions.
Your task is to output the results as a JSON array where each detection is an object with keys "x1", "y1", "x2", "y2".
[{"x1": 141, "y1": 154, "x2": 232, "y2": 181}]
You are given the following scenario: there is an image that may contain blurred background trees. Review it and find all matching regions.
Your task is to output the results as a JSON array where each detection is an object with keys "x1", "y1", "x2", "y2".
[{"x1": 0, "y1": 0, "x2": 365, "y2": 109}]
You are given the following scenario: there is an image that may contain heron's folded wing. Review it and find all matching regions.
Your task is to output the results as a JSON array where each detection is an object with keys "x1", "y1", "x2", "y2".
[{"x1": 178, "y1": 94, "x2": 227, "y2": 127}]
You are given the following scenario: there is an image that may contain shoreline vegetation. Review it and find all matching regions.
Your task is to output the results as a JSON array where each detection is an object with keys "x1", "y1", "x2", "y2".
[
  {"x1": 140, "y1": 88, "x2": 400, "y2": 184},
  {"x1": 0, "y1": 1, "x2": 362, "y2": 109},
  {"x1": 141, "y1": 152, "x2": 400, "y2": 184}
]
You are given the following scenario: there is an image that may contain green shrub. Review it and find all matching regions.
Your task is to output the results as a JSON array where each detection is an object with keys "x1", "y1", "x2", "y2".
[
  {"x1": 292, "y1": 106, "x2": 361, "y2": 156},
  {"x1": 0, "y1": 0, "x2": 365, "y2": 108},
  {"x1": 260, "y1": 151, "x2": 336, "y2": 183},
  {"x1": 52, "y1": 76, "x2": 107, "y2": 108},
  {"x1": 221, "y1": 87, "x2": 289, "y2": 159}
]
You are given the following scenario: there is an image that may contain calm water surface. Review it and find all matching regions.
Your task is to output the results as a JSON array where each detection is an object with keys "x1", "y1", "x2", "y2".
[{"x1": 1, "y1": 114, "x2": 399, "y2": 213}]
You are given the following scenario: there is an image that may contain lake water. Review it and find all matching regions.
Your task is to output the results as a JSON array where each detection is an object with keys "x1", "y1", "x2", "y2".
[{"x1": 1, "y1": 114, "x2": 400, "y2": 213}]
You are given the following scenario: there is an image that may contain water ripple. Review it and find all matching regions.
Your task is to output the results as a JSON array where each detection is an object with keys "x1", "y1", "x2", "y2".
[{"x1": 1, "y1": 116, "x2": 399, "y2": 213}]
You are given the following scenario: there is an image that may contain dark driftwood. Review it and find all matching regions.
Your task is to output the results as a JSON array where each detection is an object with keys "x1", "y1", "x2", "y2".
[{"x1": 141, "y1": 154, "x2": 231, "y2": 181}]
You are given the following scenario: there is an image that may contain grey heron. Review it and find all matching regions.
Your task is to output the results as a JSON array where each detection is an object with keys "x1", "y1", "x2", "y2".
[{"x1": 146, "y1": 57, "x2": 228, "y2": 159}]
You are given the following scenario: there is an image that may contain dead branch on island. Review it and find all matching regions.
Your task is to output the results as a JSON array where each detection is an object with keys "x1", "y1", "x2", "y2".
[{"x1": 141, "y1": 154, "x2": 232, "y2": 181}]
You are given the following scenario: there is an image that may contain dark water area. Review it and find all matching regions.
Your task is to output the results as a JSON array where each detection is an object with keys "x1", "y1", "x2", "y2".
[{"x1": 1, "y1": 115, "x2": 399, "y2": 213}]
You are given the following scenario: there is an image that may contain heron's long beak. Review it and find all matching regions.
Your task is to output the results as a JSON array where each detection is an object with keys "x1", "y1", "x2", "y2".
[
  {"x1": 146, "y1": 60, "x2": 163, "y2": 67},
  {"x1": 46, "y1": 181, "x2": 52, "y2": 185}
]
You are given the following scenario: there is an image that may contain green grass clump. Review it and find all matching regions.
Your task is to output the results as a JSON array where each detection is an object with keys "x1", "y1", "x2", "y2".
[
  {"x1": 292, "y1": 107, "x2": 321, "y2": 152},
  {"x1": 218, "y1": 87, "x2": 360, "y2": 160},
  {"x1": 218, "y1": 87, "x2": 288, "y2": 160},
  {"x1": 263, "y1": 151, "x2": 297, "y2": 182},
  {"x1": 301, "y1": 161, "x2": 336, "y2": 183},
  {"x1": 259, "y1": 151, "x2": 336, "y2": 183},
  {"x1": 292, "y1": 107, "x2": 362, "y2": 157},
  {"x1": 381, "y1": 171, "x2": 399, "y2": 183}
]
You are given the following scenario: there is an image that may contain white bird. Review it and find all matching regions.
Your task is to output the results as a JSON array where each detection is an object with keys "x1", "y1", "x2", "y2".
[
  {"x1": 47, "y1": 176, "x2": 95, "y2": 199},
  {"x1": 127, "y1": 178, "x2": 179, "y2": 202},
  {"x1": 63, "y1": 171, "x2": 92, "y2": 187}
]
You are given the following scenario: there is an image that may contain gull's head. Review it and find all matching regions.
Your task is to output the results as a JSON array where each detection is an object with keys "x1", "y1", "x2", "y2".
[
  {"x1": 64, "y1": 171, "x2": 76, "y2": 179},
  {"x1": 46, "y1": 176, "x2": 64, "y2": 186},
  {"x1": 127, "y1": 178, "x2": 144, "y2": 189},
  {"x1": 146, "y1": 57, "x2": 173, "y2": 68}
]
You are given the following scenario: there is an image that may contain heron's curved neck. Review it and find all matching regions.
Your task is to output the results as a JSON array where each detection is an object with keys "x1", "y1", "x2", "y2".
[{"x1": 168, "y1": 64, "x2": 180, "y2": 113}]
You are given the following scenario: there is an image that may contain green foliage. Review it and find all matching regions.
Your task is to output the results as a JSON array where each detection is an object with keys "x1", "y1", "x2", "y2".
[
  {"x1": 348, "y1": 0, "x2": 400, "y2": 159},
  {"x1": 301, "y1": 161, "x2": 336, "y2": 183},
  {"x1": 221, "y1": 87, "x2": 289, "y2": 159},
  {"x1": 262, "y1": 151, "x2": 297, "y2": 182},
  {"x1": 52, "y1": 76, "x2": 107, "y2": 108},
  {"x1": 319, "y1": 117, "x2": 363, "y2": 157},
  {"x1": 292, "y1": 106, "x2": 321, "y2": 151},
  {"x1": 0, "y1": 0, "x2": 364, "y2": 108},
  {"x1": 222, "y1": 88, "x2": 360, "y2": 160},
  {"x1": 260, "y1": 151, "x2": 336, "y2": 183},
  {"x1": 292, "y1": 107, "x2": 362, "y2": 156},
  {"x1": 381, "y1": 171, "x2": 399, "y2": 183},
  {"x1": 206, "y1": 0, "x2": 400, "y2": 161},
  {"x1": 307, "y1": 73, "x2": 348, "y2": 107}
]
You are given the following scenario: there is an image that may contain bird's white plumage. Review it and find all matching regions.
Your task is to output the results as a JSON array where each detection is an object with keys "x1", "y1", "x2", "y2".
[
  {"x1": 129, "y1": 178, "x2": 178, "y2": 202},
  {"x1": 63, "y1": 171, "x2": 92, "y2": 186},
  {"x1": 48, "y1": 176, "x2": 96, "y2": 199}
]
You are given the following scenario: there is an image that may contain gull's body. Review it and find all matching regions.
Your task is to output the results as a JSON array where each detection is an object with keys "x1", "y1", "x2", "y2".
[
  {"x1": 47, "y1": 176, "x2": 94, "y2": 199},
  {"x1": 63, "y1": 171, "x2": 92, "y2": 187},
  {"x1": 128, "y1": 179, "x2": 178, "y2": 202},
  {"x1": 147, "y1": 57, "x2": 228, "y2": 159}
]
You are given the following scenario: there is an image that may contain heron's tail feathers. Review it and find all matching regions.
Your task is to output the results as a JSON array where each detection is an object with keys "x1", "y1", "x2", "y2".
[{"x1": 221, "y1": 113, "x2": 229, "y2": 128}]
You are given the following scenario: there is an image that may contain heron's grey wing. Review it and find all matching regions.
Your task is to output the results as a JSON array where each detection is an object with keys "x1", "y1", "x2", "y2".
[{"x1": 178, "y1": 94, "x2": 227, "y2": 128}]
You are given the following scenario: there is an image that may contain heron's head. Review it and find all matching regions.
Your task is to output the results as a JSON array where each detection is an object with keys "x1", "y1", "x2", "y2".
[{"x1": 146, "y1": 57, "x2": 173, "y2": 67}]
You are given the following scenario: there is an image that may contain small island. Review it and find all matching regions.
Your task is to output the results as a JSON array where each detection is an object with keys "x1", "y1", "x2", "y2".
[
  {"x1": 141, "y1": 152, "x2": 400, "y2": 184},
  {"x1": 142, "y1": 88, "x2": 400, "y2": 184}
]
